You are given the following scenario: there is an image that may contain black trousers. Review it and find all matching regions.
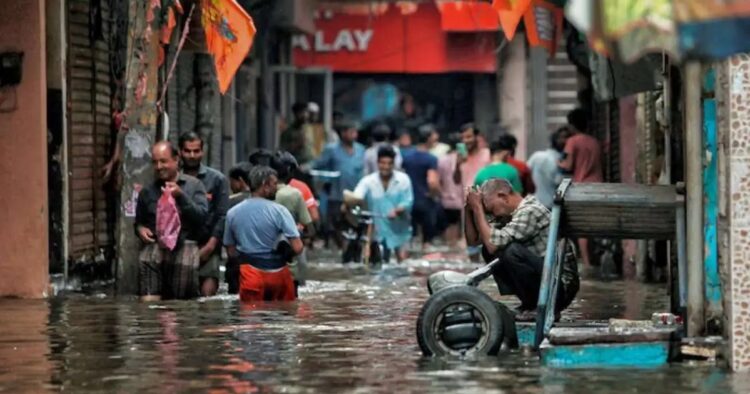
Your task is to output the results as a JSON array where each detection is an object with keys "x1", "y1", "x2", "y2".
[
  {"x1": 226, "y1": 257, "x2": 240, "y2": 294},
  {"x1": 482, "y1": 243, "x2": 573, "y2": 312},
  {"x1": 412, "y1": 199, "x2": 440, "y2": 243}
]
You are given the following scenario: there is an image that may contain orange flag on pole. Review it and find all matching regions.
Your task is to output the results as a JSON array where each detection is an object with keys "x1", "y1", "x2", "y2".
[
  {"x1": 201, "y1": 0, "x2": 256, "y2": 94},
  {"x1": 492, "y1": 0, "x2": 510, "y2": 11},
  {"x1": 496, "y1": 0, "x2": 532, "y2": 41}
]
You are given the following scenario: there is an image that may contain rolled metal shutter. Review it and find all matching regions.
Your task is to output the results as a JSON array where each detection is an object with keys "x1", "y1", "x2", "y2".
[{"x1": 66, "y1": 0, "x2": 113, "y2": 263}]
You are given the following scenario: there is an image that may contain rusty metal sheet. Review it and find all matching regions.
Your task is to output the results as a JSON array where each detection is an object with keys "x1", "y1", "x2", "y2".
[{"x1": 560, "y1": 183, "x2": 679, "y2": 239}]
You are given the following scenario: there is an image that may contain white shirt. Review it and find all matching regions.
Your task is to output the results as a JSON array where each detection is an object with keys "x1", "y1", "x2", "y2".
[{"x1": 353, "y1": 171, "x2": 413, "y2": 248}]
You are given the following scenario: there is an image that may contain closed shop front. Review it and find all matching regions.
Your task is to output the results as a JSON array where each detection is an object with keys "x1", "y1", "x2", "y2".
[{"x1": 66, "y1": 0, "x2": 115, "y2": 266}]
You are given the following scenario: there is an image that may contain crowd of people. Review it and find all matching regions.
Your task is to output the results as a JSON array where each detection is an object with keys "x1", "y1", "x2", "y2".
[{"x1": 133, "y1": 103, "x2": 603, "y2": 316}]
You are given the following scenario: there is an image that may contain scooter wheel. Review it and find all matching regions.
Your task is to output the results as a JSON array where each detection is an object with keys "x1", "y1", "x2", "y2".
[
  {"x1": 427, "y1": 271, "x2": 470, "y2": 295},
  {"x1": 416, "y1": 286, "x2": 505, "y2": 357}
]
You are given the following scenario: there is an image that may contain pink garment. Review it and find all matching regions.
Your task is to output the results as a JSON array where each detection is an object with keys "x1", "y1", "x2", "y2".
[
  {"x1": 438, "y1": 153, "x2": 464, "y2": 210},
  {"x1": 156, "y1": 189, "x2": 181, "y2": 251},
  {"x1": 460, "y1": 147, "x2": 491, "y2": 190}
]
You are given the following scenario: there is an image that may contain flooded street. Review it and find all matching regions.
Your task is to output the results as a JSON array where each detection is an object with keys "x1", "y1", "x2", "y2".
[{"x1": 2, "y1": 253, "x2": 749, "y2": 393}]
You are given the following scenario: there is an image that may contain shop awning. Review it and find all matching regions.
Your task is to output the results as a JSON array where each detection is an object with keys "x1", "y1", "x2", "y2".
[{"x1": 565, "y1": 0, "x2": 750, "y2": 62}]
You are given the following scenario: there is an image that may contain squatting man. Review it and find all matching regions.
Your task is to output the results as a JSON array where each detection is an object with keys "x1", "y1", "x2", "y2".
[{"x1": 464, "y1": 178, "x2": 580, "y2": 320}]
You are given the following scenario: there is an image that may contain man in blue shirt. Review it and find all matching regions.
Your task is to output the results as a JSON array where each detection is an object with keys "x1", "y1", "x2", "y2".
[
  {"x1": 352, "y1": 146, "x2": 414, "y2": 262},
  {"x1": 402, "y1": 125, "x2": 441, "y2": 250},
  {"x1": 224, "y1": 166, "x2": 303, "y2": 302},
  {"x1": 314, "y1": 121, "x2": 366, "y2": 248}
]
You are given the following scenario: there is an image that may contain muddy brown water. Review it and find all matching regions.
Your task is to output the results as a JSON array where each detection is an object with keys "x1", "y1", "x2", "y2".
[{"x1": 1, "y1": 254, "x2": 748, "y2": 393}]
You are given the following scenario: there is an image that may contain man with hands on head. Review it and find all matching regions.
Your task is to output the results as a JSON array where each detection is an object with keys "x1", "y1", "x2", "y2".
[{"x1": 464, "y1": 178, "x2": 579, "y2": 321}]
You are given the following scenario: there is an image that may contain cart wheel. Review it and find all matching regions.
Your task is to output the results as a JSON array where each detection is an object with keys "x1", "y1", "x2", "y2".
[{"x1": 416, "y1": 286, "x2": 505, "y2": 357}]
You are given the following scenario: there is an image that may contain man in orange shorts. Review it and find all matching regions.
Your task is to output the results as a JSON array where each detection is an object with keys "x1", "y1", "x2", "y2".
[{"x1": 223, "y1": 166, "x2": 304, "y2": 302}]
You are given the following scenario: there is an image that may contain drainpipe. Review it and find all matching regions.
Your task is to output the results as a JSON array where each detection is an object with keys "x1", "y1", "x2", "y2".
[{"x1": 684, "y1": 62, "x2": 705, "y2": 337}]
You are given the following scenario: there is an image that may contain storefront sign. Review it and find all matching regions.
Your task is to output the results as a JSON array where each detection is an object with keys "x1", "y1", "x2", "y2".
[
  {"x1": 293, "y1": 3, "x2": 497, "y2": 73},
  {"x1": 292, "y1": 29, "x2": 374, "y2": 52}
]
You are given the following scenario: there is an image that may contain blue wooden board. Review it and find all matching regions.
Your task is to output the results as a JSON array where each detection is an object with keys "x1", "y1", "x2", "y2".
[
  {"x1": 516, "y1": 323, "x2": 535, "y2": 347},
  {"x1": 703, "y1": 94, "x2": 722, "y2": 315},
  {"x1": 540, "y1": 341, "x2": 670, "y2": 368}
]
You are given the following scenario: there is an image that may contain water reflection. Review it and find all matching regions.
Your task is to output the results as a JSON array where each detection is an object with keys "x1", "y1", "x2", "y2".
[
  {"x1": 0, "y1": 299, "x2": 53, "y2": 392},
  {"x1": 0, "y1": 256, "x2": 747, "y2": 392}
]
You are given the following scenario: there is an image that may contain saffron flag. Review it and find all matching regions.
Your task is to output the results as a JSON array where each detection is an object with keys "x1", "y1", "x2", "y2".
[
  {"x1": 201, "y1": 0, "x2": 256, "y2": 94},
  {"x1": 492, "y1": 0, "x2": 510, "y2": 11},
  {"x1": 496, "y1": 0, "x2": 532, "y2": 41}
]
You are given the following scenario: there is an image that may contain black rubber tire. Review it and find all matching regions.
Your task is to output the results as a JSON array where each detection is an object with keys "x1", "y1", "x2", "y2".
[{"x1": 417, "y1": 286, "x2": 505, "y2": 357}]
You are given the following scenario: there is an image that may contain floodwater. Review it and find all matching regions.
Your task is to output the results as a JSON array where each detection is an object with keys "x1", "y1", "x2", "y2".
[{"x1": 2, "y1": 252, "x2": 749, "y2": 393}]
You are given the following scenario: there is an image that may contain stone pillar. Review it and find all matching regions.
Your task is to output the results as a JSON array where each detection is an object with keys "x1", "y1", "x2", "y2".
[
  {"x1": 716, "y1": 54, "x2": 750, "y2": 371},
  {"x1": 500, "y1": 34, "x2": 528, "y2": 157},
  {"x1": 115, "y1": 0, "x2": 161, "y2": 294},
  {"x1": 0, "y1": 0, "x2": 49, "y2": 297}
]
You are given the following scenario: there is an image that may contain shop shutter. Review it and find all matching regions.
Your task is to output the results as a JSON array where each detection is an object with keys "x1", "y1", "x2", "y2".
[
  {"x1": 66, "y1": 0, "x2": 114, "y2": 262},
  {"x1": 590, "y1": 99, "x2": 621, "y2": 183}
]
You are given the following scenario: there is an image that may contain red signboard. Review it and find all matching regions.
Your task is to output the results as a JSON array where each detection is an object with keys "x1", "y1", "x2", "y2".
[
  {"x1": 292, "y1": 3, "x2": 498, "y2": 73},
  {"x1": 439, "y1": 1, "x2": 500, "y2": 32}
]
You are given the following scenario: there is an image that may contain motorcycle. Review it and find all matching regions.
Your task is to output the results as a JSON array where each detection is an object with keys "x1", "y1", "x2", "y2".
[
  {"x1": 308, "y1": 170, "x2": 385, "y2": 265},
  {"x1": 341, "y1": 206, "x2": 384, "y2": 265}
]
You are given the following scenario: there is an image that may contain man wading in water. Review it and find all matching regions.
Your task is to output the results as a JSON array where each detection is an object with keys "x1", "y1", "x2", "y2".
[
  {"x1": 135, "y1": 141, "x2": 208, "y2": 301},
  {"x1": 179, "y1": 132, "x2": 230, "y2": 297},
  {"x1": 223, "y1": 166, "x2": 304, "y2": 302},
  {"x1": 226, "y1": 161, "x2": 254, "y2": 294},
  {"x1": 464, "y1": 178, "x2": 579, "y2": 320},
  {"x1": 350, "y1": 146, "x2": 413, "y2": 262}
]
